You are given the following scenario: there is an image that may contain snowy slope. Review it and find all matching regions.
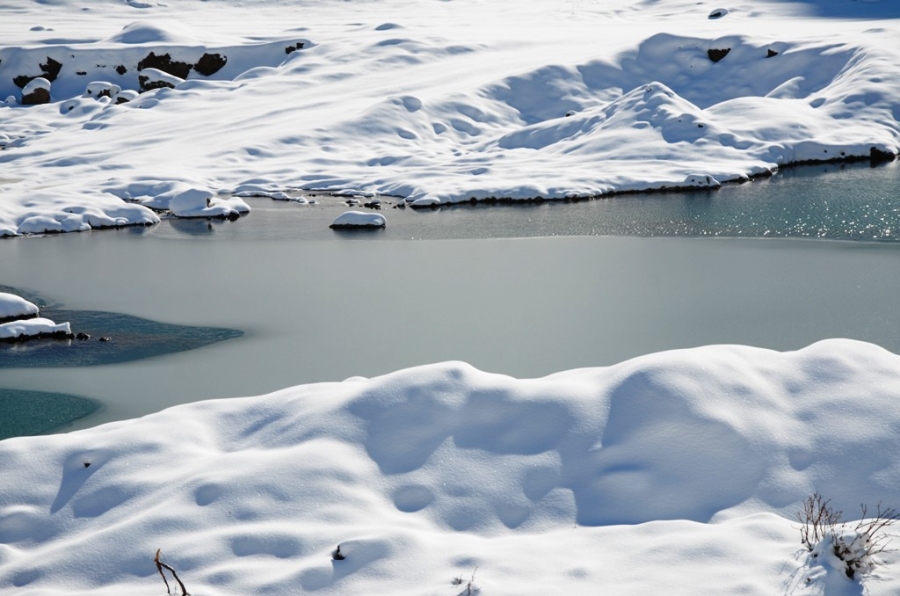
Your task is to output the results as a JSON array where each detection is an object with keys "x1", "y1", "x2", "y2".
[
  {"x1": 1, "y1": 0, "x2": 899, "y2": 234},
  {"x1": 1, "y1": 339, "x2": 899, "y2": 595}
]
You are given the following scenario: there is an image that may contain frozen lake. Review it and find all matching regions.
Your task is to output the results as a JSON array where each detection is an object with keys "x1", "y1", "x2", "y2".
[{"x1": 1, "y1": 161, "x2": 900, "y2": 435}]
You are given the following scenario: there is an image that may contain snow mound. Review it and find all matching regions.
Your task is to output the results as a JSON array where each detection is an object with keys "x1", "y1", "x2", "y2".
[
  {"x1": 1, "y1": 339, "x2": 899, "y2": 594},
  {"x1": 105, "y1": 20, "x2": 203, "y2": 45}
]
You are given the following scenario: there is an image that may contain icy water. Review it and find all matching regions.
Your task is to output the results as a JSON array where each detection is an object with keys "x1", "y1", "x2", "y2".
[{"x1": 1, "y1": 160, "x2": 900, "y2": 437}]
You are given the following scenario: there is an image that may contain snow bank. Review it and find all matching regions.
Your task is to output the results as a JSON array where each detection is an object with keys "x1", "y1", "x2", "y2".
[
  {"x1": 1, "y1": 339, "x2": 899, "y2": 594},
  {"x1": 1, "y1": 0, "x2": 899, "y2": 233},
  {"x1": 0, "y1": 317, "x2": 71, "y2": 340},
  {"x1": 0, "y1": 292, "x2": 39, "y2": 321}
]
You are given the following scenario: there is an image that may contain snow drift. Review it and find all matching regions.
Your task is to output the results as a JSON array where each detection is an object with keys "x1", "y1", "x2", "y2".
[{"x1": 1, "y1": 339, "x2": 899, "y2": 594}]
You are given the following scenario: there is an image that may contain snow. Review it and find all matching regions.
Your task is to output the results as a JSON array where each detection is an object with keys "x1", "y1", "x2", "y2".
[
  {"x1": 1, "y1": 339, "x2": 899, "y2": 594},
  {"x1": 3, "y1": 1, "x2": 900, "y2": 593},
  {"x1": 0, "y1": 317, "x2": 71, "y2": 340},
  {"x1": 0, "y1": 292, "x2": 39, "y2": 321},
  {"x1": 331, "y1": 210, "x2": 387, "y2": 228},
  {"x1": 0, "y1": 0, "x2": 899, "y2": 234}
]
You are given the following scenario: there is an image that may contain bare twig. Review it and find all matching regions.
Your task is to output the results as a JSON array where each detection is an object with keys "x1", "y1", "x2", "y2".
[
  {"x1": 796, "y1": 492, "x2": 842, "y2": 550},
  {"x1": 155, "y1": 549, "x2": 190, "y2": 596}
]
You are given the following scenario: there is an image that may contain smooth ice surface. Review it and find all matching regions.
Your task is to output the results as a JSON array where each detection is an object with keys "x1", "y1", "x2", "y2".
[
  {"x1": 1, "y1": 340, "x2": 900, "y2": 595},
  {"x1": 1, "y1": 0, "x2": 900, "y2": 234}
]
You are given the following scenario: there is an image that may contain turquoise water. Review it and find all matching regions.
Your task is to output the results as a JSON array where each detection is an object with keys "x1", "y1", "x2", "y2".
[
  {"x1": 0, "y1": 306, "x2": 242, "y2": 368},
  {"x1": 0, "y1": 389, "x2": 98, "y2": 440}
]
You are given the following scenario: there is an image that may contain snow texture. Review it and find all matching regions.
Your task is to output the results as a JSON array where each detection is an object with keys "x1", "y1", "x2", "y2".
[
  {"x1": 1, "y1": 339, "x2": 899, "y2": 595},
  {"x1": 1, "y1": 0, "x2": 899, "y2": 234}
]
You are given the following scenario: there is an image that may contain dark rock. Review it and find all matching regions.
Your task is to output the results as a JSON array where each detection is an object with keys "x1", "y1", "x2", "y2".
[
  {"x1": 39, "y1": 57, "x2": 62, "y2": 82},
  {"x1": 870, "y1": 147, "x2": 896, "y2": 164},
  {"x1": 76, "y1": 332, "x2": 91, "y2": 340},
  {"x1": 285, "y1": 42, "x2": 305, "y2": 54},
  {"x1": 708, "y1": 9, "x2": 727, "y2": 19},
  {"x1": 13, "y1": 57, "x2": 61, "y2": 88},
  {"x1": 0, "y1": 330, "x2": 74, "y2": 343},
  {"x1": 0, "y1": 313, "x2": 38, "y2": 325},
  {"x1": 76, "y1": 71, "x2": 87, "y2": 76},
  {"x1": 767, "y1": 49, "x2": 779, "y2": 58},
  {"x1": 138, "y1": 75, "x2": 175, "y2": 93},
  {"x1": 21, "y1": 87, "x2": 50, "y2": 105},
  {"x1": 363, "y1": 202, "x2": 382, "y2": 210},
  {"x1": 13, "y1": 75, "x2": 35, "y2": 89},
  {"x1": 137, "y1": 52, "x2": 192, "y2": 79},
  {"x1": 116, "y1": 65, "x2": 127, "y2": 75},
  {"x1": 707, "y1": 48, "x2": 731, "y2": 63},
  {"x1": 194, "y1": 53, "x2": 227, "y2": 76},
  {"x1": 98, "y1": 336, "x2": 112, "y2": 342}
]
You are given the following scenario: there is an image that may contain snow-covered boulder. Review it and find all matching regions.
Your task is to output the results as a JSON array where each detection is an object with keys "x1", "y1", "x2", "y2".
[
  {"x1": 0, "y1": 292, "x2": 39, "y2": 323},
  {"x1": 168, "y1": 188, "x2": 250, "y2": 219},
  {"x1": 0, "y1": 317, "x2": 72, "y2": 341},
  {"x1": 330, "y1": 210, "x2": 387, "y2": 228},
  {"x1": 137, "y1": 67, "x2": 183, "y2": 92},
  {"x1": 84, "y1": 81, "x2": 121, "y2": 101},
  {"x1": 21, "y1": 76, "x2": 51, "y2": 105}
]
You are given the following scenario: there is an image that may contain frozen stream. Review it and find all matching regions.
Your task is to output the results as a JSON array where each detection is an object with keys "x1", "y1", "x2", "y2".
[{"x1": 1, "y1": 161, "x2": 900, "y2": 435}]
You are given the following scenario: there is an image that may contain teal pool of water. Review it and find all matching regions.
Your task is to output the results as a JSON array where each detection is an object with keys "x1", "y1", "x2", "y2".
[{"x1": 0, "y1": 388, "x2": 99, "y2": 440}]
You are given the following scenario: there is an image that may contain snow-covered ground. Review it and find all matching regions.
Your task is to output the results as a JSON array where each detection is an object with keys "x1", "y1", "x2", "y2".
[
  {"x1": 1, "y1": 0, "x2": 899, "y2": 234},
  {"x1": 2, "y1": 339, "x2": 900, "y2": 595}
]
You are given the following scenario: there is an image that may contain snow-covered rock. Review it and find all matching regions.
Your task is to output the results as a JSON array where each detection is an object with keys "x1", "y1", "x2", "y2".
[
  {"x1": 0, "y1": 292, "x2": 39, "y2": 322},
  {"x1": 330, "y1": 210, "x2": 387, "y2": 228},
  {"x1": 20, "y1": 76, "x2": 51, "y2": 105},
  {"x1": 168, "y1": 188, "x2": 250, "y2": 219},
  {"x1": 0, "y1": 317, "x2": 72, "y2": 340},
  {"x1": 84, "y1": 81, "x2": 121, "y2": 101}
]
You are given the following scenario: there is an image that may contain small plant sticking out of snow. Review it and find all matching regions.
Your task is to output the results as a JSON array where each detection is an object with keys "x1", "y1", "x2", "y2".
[
  {"x1": 154, "y1": 549, "x2": 190, "y2": 595},
  {"x1": 452, "y1": 567, "x2": 479, "y2": 595},
  {"x1": 797, "y1": 492, "x2": 900, "y2": 579},
  {"x1": 797, "y1": 492, "x2": 844, "y2": 550}
]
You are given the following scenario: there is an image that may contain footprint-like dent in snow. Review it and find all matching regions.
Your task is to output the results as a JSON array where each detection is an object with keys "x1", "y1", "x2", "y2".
[
  {"x1": 392, "y1": 484, "x2": 435, "y2": 512},
  {"x1": 195, "y1": 482, "x2": 224, "y2": 506}
]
